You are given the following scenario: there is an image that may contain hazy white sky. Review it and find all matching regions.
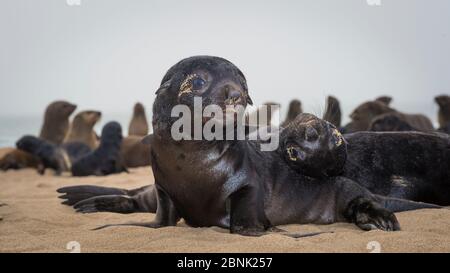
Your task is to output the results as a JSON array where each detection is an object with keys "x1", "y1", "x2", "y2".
[{"x1": 1, "y1": 0, "x2": 449, "y2": 125}]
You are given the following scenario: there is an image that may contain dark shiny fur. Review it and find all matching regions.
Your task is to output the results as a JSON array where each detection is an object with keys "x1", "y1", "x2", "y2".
[
  {"x1": 71, "y1": 122, "x2": 127, "y2": 177},
  {"x1": 58, "y1": 56, "x2": 439, "y2": 236},
  {"x1": 16, "y1": 136, "x2": 91, "y2": 175},
  {"x1": 280, "y1": 114, "x2": 450, "y2": 206}
]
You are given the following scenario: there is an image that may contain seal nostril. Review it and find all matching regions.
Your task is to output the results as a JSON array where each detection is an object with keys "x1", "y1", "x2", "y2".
[{"x1": 305, "y1": 125, "x2": 319, "y2": 142}]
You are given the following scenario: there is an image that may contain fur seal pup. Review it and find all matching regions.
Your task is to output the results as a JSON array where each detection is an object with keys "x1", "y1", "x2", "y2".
[
  {"x1": 39, "y1": 101, "x2": 77, "y2": 145},
  {"x1": 435, "y1": 95, "x2": 450, "y2": 130},
  {"x1": 120, "y1": 136, "x2": 152, "y2": 168},
  {"x1": 368, "y1": 112, "x2": 419, "y2": 132},
  {"x1": 0, "y1": 149, "x2": 42, "y2": 171},
  {"x1": 128, "y1": 103, "x2": 149, "y2": 136},
  {"x1": 344, "y1": 98, "x2": 434, "y2": 133},
  {"x1": 58, "y1": 56, "x2": 437, "y2": 236},
  {"x1": 64, "y1": 111, "x2": 101, "y2": 149},
  {"x1": 281, "y1": 99, "x2": 302, "y2": 127},
  {"x1": 322, "y1": 96, "x2": 341, "y2": 128},
  {"x1": 280, "y1": 113, "x2": 450, "y2": 205},
  {"x1": 16, "y1": 136, "x2": 91, "y2": 175},
  {"x1": 71, "y1": 121, "x2": 128, "y2": 177}
]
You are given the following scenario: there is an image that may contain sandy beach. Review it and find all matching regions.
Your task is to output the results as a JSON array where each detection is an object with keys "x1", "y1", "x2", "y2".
[{"x1": 0, "y1": 147, "x2": 449, "y2": 253}]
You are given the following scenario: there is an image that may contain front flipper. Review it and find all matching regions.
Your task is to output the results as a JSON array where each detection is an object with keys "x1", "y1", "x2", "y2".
[
  {"x1": 93, "y1": 184, "x2": 179, "y2": 230},
  {"x1": 230, "y1": 185, "x2": 270, "y2": 236},
  {"x1": 74, "y1": 195, "x2": 140, "y2": 214},
  {"x1": 57, "y1": 185, "x2": 129, "y2": 206},
  {"x1": 345, "y1": 197, "x2": 400, "y2": 231}
]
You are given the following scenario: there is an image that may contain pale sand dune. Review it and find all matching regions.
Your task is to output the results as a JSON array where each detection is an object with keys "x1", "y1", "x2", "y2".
[{"x1": 1, "y1": 148, "x2": 450, "y2": 253}]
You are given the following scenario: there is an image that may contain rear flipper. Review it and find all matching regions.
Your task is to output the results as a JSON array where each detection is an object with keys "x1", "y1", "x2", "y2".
[
  {"x1": 73, "y1": 195, "x2": 141, "y2": 214},
  {"x1": 375, "y1": 195, "x2": 442, "y2": 212},
  {"x1": 57, "y1": 185, "x2": 129, "y2": 206}
]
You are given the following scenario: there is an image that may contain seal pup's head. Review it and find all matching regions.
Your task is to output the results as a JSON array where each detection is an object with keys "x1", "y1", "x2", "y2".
[
  {"x1": 98, "y1": 121, "x2": 123, "y2": 150},
  {"x1": 280, "y1": 113, "x2": 347, "y2": 178},
  {"x1": 16, "y1": 135, "x2": 46, "y2": 154},
  {"x1": 95, "y1": 121, "x2": 127, "y2": 175},
  {"x1": 435, "y1": 95, "x2": 450, "y2": 128},
  {"x1": 128, "y1": 102, "x2": 149, "y2": 136},
  {"x1": 133, "y1": 103, "x2": 146, "y2": 117},
  {"x1": 368, "y1": 113, "x2": 417, "y2": 132},
  {"x1": 75, "y1": 110, "x2": 102, "y2": 127},
  {"x1": 39, "y1": 100, "x2": 77, "y2": 144},
  {"x1": 152, "y1": 56, "x2": 253, "y2": 130},
  {"x1": 347, "y1": 99, "x2": 396, "y2": 132}
]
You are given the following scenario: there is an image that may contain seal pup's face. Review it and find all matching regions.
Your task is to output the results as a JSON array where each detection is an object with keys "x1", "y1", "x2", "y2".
[
  {"x1": 16, "y1": 135, "x2": 44, "y2": 154},
  {"x1": 77, "y1": 111, "x2": 102, "y2": 127},
  {"x1": 280, "y1": 113, "x2": 347, "y2": 178},
  {"x1": 46, "y1": 101, "x2": 77, "y2": 120},
  {"x1": 348, "y1": 101, "x2": 395, "y2": 132},
  {"x1": 133, "y1": 103, "x2": 146, "y2": 116},
  {"x1": 153, "y1": 56, "x2": 253, "y2": 127},
  {"x1": 369, "y1": 113, "x2": 415, "y2": 132}
]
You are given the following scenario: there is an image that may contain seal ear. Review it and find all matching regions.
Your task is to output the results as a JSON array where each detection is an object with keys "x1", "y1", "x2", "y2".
[
  {"x1": 155, "y1": 79, "x2": 172, "y2": 95},
  {"x1": 141, "y1": 134, "x2": 154, "y2": 145}
]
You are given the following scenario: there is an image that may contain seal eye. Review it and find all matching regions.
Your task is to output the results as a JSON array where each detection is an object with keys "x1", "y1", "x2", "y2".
[
  {"x1": 286, "y1": 146, "x2": 302, "y2": 161},
  {"x1": 192, "y1": 77, "x2": 206, "y2": 91},
  {"x1": 332, "y1": 129, "x2": 344, "y2": 147}
]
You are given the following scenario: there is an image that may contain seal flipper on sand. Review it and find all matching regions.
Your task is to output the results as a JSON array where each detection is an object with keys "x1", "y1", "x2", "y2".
[
  {"x1": 57, "y1": 185, "x2": 128, "y2": 206},
  {"x1": 73, "y1": 195, "x2": 141, "y2": 214},
  {"x1": 374, "y1": 195, "x2": 441, "y2": 212}
]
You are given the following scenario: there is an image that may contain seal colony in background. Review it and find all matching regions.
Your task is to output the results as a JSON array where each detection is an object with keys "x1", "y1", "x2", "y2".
[
  {"x1": 0, "y1": 101, "x2": 153, "y2": 174},
  {"x1": 56, "y1": 56, "x2": 449, "y2": 236}
]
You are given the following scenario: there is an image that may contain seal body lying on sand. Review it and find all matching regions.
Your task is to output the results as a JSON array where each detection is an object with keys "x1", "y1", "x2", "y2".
[
  {"x1": 128, "y1": 103, "x2": 149, "y2": 136},
  {"x1": 58, "y1": 56, "x2": 438, "y2": 236},
  {"x1": 64, "y1": 111, "x2": 101, "y2": 149},
  {"x1": 71, "y1": 122, "x2": 128, "y2": 177},
  {"x1": 280, "y1": 113, "x2": 450, "y2": 206},
  {"x1": 16, "y1": 136, "x2": 91, "y2": 175},
  {"x1": 0, "y1": 149, "x2": 42, "y2": 171}
]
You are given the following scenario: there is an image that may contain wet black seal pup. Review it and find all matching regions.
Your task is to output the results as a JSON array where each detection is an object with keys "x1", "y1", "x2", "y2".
[
  {"x1": 280, "y1": 113, "x2": 450, "y2": 206},
  {"x1": 16, "y1": 136, "x2": 91, "y2": 175},
  {"x1": 71, "y1": 121, "x2": 128, "y2": 177},
  {"x1": 58, "y1": 56, "x2": 438, "y2": 236}
]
